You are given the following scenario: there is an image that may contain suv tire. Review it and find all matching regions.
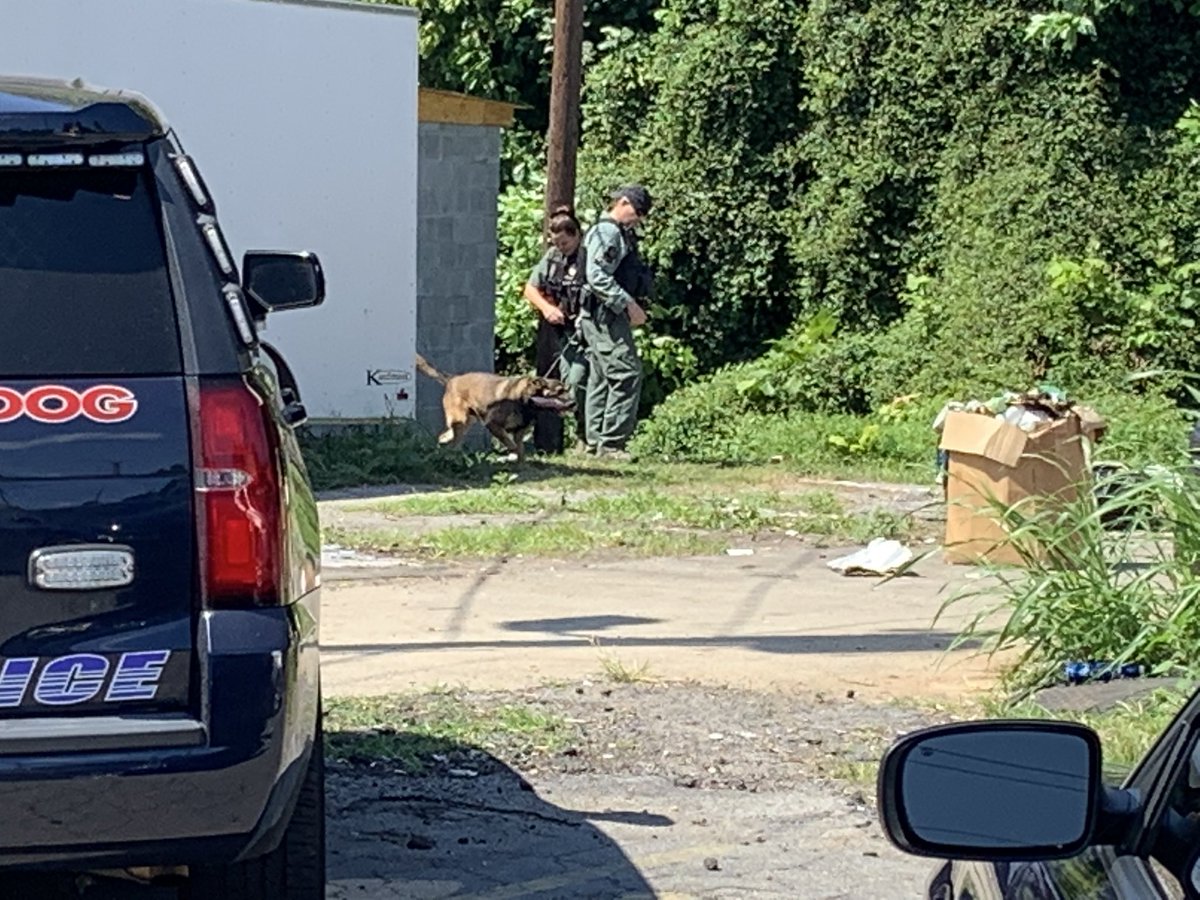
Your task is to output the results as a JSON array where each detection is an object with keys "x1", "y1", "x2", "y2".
[{"x1": 189, "y1": 717, "x2": 325, "y2": 899}]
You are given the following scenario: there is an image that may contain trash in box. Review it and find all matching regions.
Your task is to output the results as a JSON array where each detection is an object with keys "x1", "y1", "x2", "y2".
[{"x1": 933, "y1": 387, "x2": 1106, "y2": 565}]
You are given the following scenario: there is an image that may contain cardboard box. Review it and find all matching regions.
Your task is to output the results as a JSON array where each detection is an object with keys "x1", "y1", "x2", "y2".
[{"x1": 939, "y1": 410, "x2": 1089, "y2": 565}]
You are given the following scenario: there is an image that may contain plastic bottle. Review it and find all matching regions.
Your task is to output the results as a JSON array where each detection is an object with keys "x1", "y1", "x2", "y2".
[{"x1": 1063, "y1": 660, "x2": 1145, "y2": 685}]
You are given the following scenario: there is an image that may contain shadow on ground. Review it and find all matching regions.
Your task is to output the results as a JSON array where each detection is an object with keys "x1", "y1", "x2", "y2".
[
  {"x1": 324, "y1": 629, "x2": 980, "y2": 660},
  {"x1": 502, "y1": 615, "x2": 665, "y2": 634},
  {"x1": 326, "y1": 733, "x2": 658, "y2": 899}
]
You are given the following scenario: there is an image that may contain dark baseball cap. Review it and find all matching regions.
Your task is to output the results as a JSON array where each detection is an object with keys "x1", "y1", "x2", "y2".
[{"x1": 611, "y1": 184, "x2": 653, "y2": 217}]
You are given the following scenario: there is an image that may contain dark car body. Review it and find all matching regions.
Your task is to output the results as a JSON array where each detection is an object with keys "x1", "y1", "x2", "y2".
[
  {"x1": 882, "y1": 690, "x2": 1200, "y2": 900},
  {"x1": 0, "y1": 76, "x2": 323, "y2": 889}
]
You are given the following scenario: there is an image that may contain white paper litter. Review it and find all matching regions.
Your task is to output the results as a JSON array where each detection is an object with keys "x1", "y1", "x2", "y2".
[
  {"x1": 827, "y1": 539, "x2": 914, "y2": 576},
  {"x1": 725, "y1": 548, "x2": 755, "y2": 557},
  {"x1": 1000, "y1": 405, "x2": 1053, "y2": 432}
]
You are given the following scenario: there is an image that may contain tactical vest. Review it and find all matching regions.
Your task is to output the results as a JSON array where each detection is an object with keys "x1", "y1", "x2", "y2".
[
  {"x1": 544, "y1": 249, "x2": 586, "y2": 318},
  {"x1": 612, "y1": 226, "x2": 654, "y2": 300},
  {"x1": 579, "y1": 223, "x2": 655, "y2": 311}
]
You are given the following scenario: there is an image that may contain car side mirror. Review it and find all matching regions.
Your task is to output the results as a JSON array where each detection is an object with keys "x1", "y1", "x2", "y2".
[
  {"x1": 877, "y1": 722, "x2": 1104, "y2": 861},
  {"x1": 242, "y1": 251, "x2": 325, "y2": 313}
]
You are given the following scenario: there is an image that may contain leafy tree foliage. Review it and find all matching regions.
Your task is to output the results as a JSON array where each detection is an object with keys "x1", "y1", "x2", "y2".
[{"x1": 581, "y1": 0, "x2": 1200, "y2": 405}]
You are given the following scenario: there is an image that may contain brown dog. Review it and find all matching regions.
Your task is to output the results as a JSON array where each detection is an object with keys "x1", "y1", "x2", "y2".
[{"x1": 415, "y1": 354, "x2": 575, "y2": 461}]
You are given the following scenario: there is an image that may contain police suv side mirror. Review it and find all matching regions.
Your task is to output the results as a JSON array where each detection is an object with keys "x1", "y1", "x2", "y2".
[
  {"x1": 877, "y1": 721, "x2": 1107, "y2": 861},
  {"x1": 242, "y1": 251, "x2": 325, "y2": 313}
]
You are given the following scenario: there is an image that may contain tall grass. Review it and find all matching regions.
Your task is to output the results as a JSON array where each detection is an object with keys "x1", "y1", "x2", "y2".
[{"x1": 943, "y1": 462, "x2": 1200, "y2": 692}]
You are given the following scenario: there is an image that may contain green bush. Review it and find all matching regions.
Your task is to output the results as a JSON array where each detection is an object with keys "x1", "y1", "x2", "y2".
[
  {"x1": 579, "y1": 0, "x2": 805, "y2": 369},
  {"x1": 578, "y1": 0, "x2": 1200, "y2": 397},
  {"x1": 636, "y1": 329, "x2": 699, "y2": 413},
  {"x1": 628, "y1": 368, "x2": 748, "y2": 462},
  {"x1": 631, "y1": 316, "x2": 1192, "y2": 474},
  {"x1": 1086, "y1": 385, "x2": 1193, "y2": 468},
  {"x1": 387, "y1": 0, "x2": 658, "y2": 152},
  {"x1": 631, "y1": 376, "x2": 940, "y2": 480},
  {"x1": 494, "y1": 173, "x2": 546, "y2": 373}
]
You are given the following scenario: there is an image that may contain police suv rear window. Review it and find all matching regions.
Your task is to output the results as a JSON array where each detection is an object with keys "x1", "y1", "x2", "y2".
[{"x1": 0, "y1": 167, "x2": 182, "y2": 377}]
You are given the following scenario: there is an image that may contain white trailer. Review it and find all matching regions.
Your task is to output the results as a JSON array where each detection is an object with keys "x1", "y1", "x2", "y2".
[{"x1": 1, "y1": 0, "x2": 419, "y2": 422}]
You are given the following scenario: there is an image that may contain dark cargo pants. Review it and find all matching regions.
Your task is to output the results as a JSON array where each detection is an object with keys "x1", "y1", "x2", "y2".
[{"x1": 533, "y1": 318, "x2": 588, "y2": 453}]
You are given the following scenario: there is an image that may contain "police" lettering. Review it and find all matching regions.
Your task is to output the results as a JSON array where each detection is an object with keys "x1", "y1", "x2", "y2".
[
  {"x1": 0, "y1": 385, "x2": 138, "y2": 425},
  {"x1": 0, "y1": 651, "x2": 172, "y2": 707}
]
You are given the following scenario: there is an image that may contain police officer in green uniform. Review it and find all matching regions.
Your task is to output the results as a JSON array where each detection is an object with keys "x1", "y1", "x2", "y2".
[
  {"x1": 524, "y1": 206, "x2": 589, "y2": 453},
  {"x1": 579, "y1": 185, "x2": 653, "y2": 459}
]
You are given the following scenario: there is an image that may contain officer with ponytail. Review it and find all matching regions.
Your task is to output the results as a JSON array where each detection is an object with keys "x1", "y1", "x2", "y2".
[{"x1": 523, "y1": 205, "x2": 590, "y2": 453}]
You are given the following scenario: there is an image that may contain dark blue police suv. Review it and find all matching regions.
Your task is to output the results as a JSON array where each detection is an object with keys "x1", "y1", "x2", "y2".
[{"x1": 0, "y1": 77, "x2": 324, "y2": 897}]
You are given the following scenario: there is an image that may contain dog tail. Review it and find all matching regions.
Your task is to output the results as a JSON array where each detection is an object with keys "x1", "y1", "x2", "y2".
[{"x1": 414, "y1": 353, "x2": 449, "y2": 385}]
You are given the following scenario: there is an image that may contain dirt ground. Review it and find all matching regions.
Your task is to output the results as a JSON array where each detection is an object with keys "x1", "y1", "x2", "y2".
[
  {"x1": 326, "y1": 683, "x2": 942, "y2": 899},
  {"x1": 317, "y1": 478, "x2": 1000, "y2": 898}
]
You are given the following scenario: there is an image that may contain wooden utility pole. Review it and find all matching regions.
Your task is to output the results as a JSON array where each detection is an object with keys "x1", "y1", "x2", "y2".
[{"x1": 545, "y1": 0, "x2": 584, "y2": 220}]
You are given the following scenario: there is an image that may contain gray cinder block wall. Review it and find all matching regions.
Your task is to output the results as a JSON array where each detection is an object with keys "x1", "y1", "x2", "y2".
[{"x1": 415, "y1": 121, "x2": 502, "y2": 442}]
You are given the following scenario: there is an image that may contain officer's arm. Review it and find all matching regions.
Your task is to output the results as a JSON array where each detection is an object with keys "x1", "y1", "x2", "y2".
[
  {"x1": 585, "y1": 224, "x2": 634, "y2": 314},
  {"x1": 524, "y1": 253, "x2": 562, "y2": 321}
]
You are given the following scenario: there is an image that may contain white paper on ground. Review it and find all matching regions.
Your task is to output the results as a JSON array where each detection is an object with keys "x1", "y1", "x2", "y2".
[{"x1": 827, "y1": 538, "x2": 914, "y2": 576}]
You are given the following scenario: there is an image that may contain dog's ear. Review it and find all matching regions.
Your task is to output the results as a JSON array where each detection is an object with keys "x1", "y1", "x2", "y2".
[{"x1": 513, "y1": 377, "x2": 543, "y2": 400}]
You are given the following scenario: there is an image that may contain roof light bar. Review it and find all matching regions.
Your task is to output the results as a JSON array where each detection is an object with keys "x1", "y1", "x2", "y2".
[
  {"x1": 87, "y1": 151, "x2": 145, "y2": 167},
  {"x1": 26, "y1": 152, "x2": 84, "y2": 167}
]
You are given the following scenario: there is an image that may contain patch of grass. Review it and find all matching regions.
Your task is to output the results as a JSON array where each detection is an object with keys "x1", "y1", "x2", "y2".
[
  {"x1": 821, "y1": 758, "x2": 880, "y2": 791},
  {"x1": 324, "y1": 692, "x2": 573, "y2": 772},
  {"x1": 357, "y1": 484, "x2": 852, "y2": 521},
  {"x1": 599, "y1": 656, "x2": 656, "y2": 684},
  {"x1": 814, "y1": 723, "x2": 912, "y2": 791},
  {"x1": 574, "y1": 490, "x2": 777, "y2": 531},
  {"x1": 574, "y1": 489, "x2": 914, "y2": 540},
  {"x1": 323, "y1": 518, "x2": 729, "y2": 560},
  {"x1": 941, "y1": 464, "x2": 1200, "y2": 692},
  {"x1": 839, "y1": 508, "x2": 912, "y2": 543},
  {"x1": 798, "y1": 490, "x2": 844, "y2": 515},
  {"x1": 362, "y1": 488, "x2": 547, "y2": 517},
  {"x1": 327, "y1": 484, "x2": 918, "y2": 559},
  {"x1": 300, "y1": 417, "x2": 936, "y2": 495},
  {"x1": 630, "y1": 385, "x2": 942, "y2": 483},
  {"x1": 299, "y1": 422, "x2": 481, "y2": 491},
  {"x1": 982, "y1": 687, "x2": 1190, "y2": 775}
]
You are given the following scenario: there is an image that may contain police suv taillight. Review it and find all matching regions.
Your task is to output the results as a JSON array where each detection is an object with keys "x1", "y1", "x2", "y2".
[{"x1": 192, "y1": 379, "x2": 283, "y2": 606}]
